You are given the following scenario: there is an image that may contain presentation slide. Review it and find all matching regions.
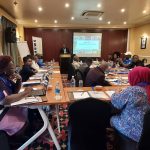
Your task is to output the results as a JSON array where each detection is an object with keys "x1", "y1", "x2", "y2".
[{"x1": 73, "y1": 32, "x2": 102, "y2": 57}]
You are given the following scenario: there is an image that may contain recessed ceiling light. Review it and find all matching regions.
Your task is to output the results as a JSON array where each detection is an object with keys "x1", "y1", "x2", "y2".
[
  {"x1": 71, "y1": 17, "x2": 75, "y2": 20},
  {"x1": 121, "y1": 8, "x2": 125, "y2": 13},
  {"x1": 65, "y1": 3, "x2": 70, "y2": 8},
  {"x1": 99, "y1": 17, "x2": 102, "y2": 21},
  {"x1": 142, "y1": 10, "x2": 147, "y2": 14},
  {"x1": 38, "y1": 7, "x2": 43, "y2": 12},
  {"x1": 54, "y1": 20, "x2": 58, "y2": 23},
  {"x1": 123, "y1": 21, "x2": 127, "y2": 25},
  {"x1": 97, "y1": 3, "x2": 101, "y2": 8},
  {"x1": 34, "y1": 19, "x2": 38, "y2": 23},
  {"x1": 107, "y1": 21, "x2": 111, "y2": 24}
]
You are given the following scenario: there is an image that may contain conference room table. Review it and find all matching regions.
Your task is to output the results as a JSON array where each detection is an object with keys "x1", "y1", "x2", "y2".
[{"x1": 17, "y1": 64, "x2": 129, "y2": 150}]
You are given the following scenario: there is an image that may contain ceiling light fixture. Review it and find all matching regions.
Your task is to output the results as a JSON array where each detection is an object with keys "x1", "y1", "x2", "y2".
[
  {"x1": 123, "y1": 21, "x2": 127, "y2": 25},
  {"x1": 97, "y1": 4, "x2": 101, "y2": 8},
  {"x1": 121, "y1": 8, "x2": 125, "y2": 13},
  {"x1": 107, "y1": 21, "x2": 111, "y2": 24},
  {"x1": 71, "y1": 17, "x2": 75, "y2": 20},
  {"x1": 142, "y1": 10, "x2": 146, "y2": 14},
  {"x1": 38, "y1": 7, "x2": 43, "y2": 12},
  {"x1": 13, "y1": 0, "x2": 18, "y2": 5},
  {"x1": 99, "y1": 17, "x2": 102, "y2": 20},
  {"x1": 65, "y1": 3, "x2": 70, "y2": 8},
  {"x1": 54, "y1": 20, "x2": 58, "y2": 23},
  {"x1": 34, "y1": 19, "x2": 38, "y2": 23}
]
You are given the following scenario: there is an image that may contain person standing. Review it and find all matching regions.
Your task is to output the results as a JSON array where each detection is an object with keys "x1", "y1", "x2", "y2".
[{"x1": 60, "y1": 44, "x2": 70, "y2": 54}]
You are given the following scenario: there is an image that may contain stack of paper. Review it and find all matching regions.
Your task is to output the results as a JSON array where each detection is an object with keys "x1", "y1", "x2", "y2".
[{"x1": 10, "y1": 97, "x2": 42, "y2": 106}]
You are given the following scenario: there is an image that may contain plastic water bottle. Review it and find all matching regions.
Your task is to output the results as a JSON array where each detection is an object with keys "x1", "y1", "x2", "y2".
[
  {"x1": 55, "y1": 81, "x2": 61, "y2": 100},
  {"x1": 71, "y1": 76, "x2": 76, "y2": 87},
  {"x1": 79, "y1": 80, "x2": 83, "y2": 87}
]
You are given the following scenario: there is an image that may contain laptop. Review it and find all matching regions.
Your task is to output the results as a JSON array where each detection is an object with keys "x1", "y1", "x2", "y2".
[{"x1": 29, "y1": 88, "x2": 46, "y2": 96}]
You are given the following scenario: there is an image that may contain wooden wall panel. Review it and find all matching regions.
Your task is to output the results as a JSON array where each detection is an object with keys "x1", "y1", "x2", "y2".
[{"x1": 24, "y1": 28, "x2": 128, "y2": 61}]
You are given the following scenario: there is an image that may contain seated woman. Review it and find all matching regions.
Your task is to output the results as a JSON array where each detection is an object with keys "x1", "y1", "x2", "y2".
[
  {"x1": 110, "y1": 66, "x2": 150, "y2": 150},
  {"x1": 111, "y1": 51, "x2": 121, "y2": 67},
  {"x1": 0, "y1": 55, "x2": 32, "y2": 149},
  {"x1": 20, "y1": 56, "x2": 37, "y2": 82}
]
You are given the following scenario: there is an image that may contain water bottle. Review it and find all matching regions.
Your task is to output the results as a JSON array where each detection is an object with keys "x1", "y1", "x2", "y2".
[
  {"x1": 71, "y1": 76, "x2": 76, "y2": 87},
  {"x1": 55, "y1": 81, "x2": 61, "y2": 100},
  {"x1": 79, "y1": 80, "x2": 83, "y2": 87}
]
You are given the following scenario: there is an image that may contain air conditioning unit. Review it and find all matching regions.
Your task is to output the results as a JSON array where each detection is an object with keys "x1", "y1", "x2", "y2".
[{"x1": 81, "y1": 10, "x2": 104, "y2": 17}]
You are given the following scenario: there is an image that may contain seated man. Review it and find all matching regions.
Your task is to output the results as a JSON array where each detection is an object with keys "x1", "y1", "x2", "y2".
[
  {"x1": 20, "y1": 56, "x2": 37, "y2": 82},
  {"x1": 123, "y1": 51, "x2": 132, "y2": 65},
  {"x1": 72, "y1": 55, "x2": 81, "y2": 70},
  {"x1": 26, "y1": 55, "x2": 40, "y2": 71},
  {"x1": 85, "y1": 61, "x2": 111, "y2": 87},
  {"x1": 36, "y1": 54, "x2": 45, "y2": 67},
  {"x1": 79, "y1": 58, "x2": 92, "y2": 80}
]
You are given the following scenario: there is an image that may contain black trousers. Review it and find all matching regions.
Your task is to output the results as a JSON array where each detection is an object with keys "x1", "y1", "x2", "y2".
[
  {"x1": 115, "y1": 130, "x2": 138, "y2": 150},
  {"x1": 0, "y1": 131, "x2": 10, "y2": 150}
]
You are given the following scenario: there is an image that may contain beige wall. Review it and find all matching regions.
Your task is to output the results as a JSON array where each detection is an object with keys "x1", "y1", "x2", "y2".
[
  {"x1": 16, "y1": 24, "x2": 25, "y2": 41},
  {"x1": 128, "y1": 23, "x2": 150, "y2": 62}
]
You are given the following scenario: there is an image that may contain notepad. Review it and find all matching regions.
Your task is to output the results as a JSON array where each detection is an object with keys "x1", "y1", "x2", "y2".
[
  {"x1": 105, "y1": 91, "x2": 115, "y2": 97},
  {"x1": 88, "y1": 91, "x2": 109, "y2": 99},
  {"x1": 10, "y1": 97, "x2": 43, "y2": 106},
  {"x1": 73, "y1": 92, "x2": 90, "y2": 99}
]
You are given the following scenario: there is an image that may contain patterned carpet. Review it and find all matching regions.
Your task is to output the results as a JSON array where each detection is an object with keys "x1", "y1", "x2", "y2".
[{"x1": 25, "y1": 104, "x2": 69, "y2": 150}]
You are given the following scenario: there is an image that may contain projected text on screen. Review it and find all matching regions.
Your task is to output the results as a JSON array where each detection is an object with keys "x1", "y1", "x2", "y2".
[{"x1": 73, "y1": 33, "x2": 102, "y2": 57}]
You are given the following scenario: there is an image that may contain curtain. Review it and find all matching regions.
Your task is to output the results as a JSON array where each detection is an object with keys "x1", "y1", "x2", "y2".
[{"x1": 1, "y1": 16, "x2": 19, "y2": 65}]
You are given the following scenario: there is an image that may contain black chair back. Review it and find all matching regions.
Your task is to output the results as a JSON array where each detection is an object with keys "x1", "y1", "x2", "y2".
[
  {"x1": 68, "y1": 97, "x2": 111, "y2": 150},
  {"x1": 138, "y1": 110, "x2": 150, "y2": 150},
  {"x1": 68, "y1": 63, "x2": 76, "y2": 80}
]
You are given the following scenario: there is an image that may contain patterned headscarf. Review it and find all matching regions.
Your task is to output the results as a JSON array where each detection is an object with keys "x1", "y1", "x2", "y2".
[{"x1": 128, "y1": 66, "x2": 150, "y2": 102}]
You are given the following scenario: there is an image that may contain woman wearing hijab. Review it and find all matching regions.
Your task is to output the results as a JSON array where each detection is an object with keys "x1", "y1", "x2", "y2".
[
  {"x1": 0, "y1": 55, "x2": 32, "y2": 149},
  {"x1": 110, "y1": 66, "x2": 150, "y2": 150}
]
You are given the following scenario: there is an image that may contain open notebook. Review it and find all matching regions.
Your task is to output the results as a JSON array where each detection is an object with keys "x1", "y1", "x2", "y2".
[
  {"x1": 10, "y1": 97, "x2": 43, "y2": 106},
  {"x1": 72, "y1": 91, "x2": 109, "y2": 100}
]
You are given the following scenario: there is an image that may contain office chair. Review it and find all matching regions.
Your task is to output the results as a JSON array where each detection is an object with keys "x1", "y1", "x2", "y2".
[
  {"x1": 138, "y1": 110, "x2": 150, "y2": 150},
  {"x1": 68, "y1": 97, "x2": 111, "y2": 150}
]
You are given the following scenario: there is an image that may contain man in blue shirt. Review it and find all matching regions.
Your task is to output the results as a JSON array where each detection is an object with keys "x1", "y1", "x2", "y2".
[{"x1": 123, "y1": 51, "x2": 132, "y2": 65}]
